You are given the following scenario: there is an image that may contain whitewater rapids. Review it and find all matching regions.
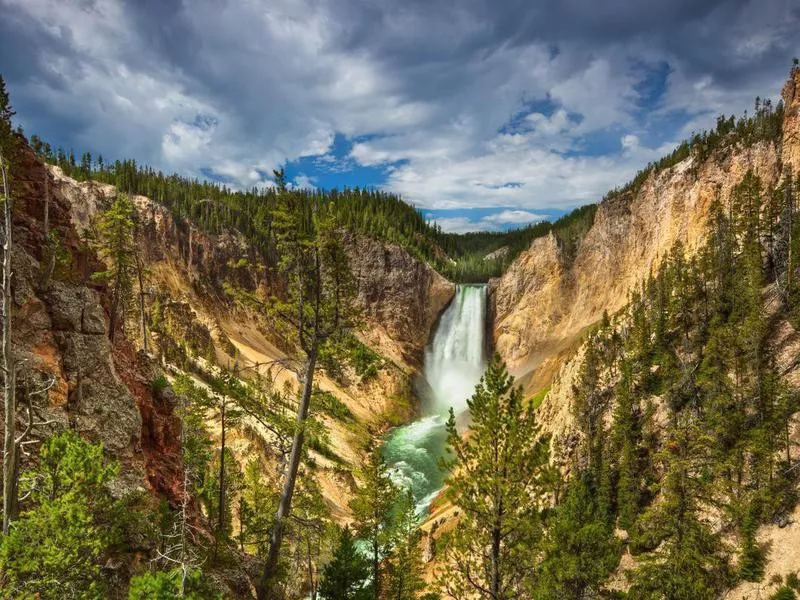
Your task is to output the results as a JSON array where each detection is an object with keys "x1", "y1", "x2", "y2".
[{"x1": 381, "y1": 284, "x2": 487, "y2": 515}]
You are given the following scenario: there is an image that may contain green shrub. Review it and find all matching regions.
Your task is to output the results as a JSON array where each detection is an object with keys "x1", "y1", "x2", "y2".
[
  {"x1": 770, "y1": 586, "x2": 797, "y2": 600},
  {"x1": 152, "y1": 373, "x2": 169, "y2": 394},
  {"x1": 314, "y1": 388, "x2": 355, "y2": 422},
  {"x1": 128, "y1": 568, "x2": 221, "y2": 599},
  {"x1": 787, "y1": 572, "x2": 800, "y2": 590},
  {"x1": 0, "y1": 431, "x2": 119, "y2": 599}
]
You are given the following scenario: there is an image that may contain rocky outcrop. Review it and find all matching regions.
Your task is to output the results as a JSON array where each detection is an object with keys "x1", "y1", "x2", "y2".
[
  {"x1": 344, "y1": 232, "x2": 454, "y2": 368},
  {"x1": 6, "y1": 138, "x2": 152, "y2": 496},
  {"x1": 14, "y1": 255, "x2": 147, "y2": 492},
  {"x1": 114, "y1": 346, "x2": 183, "y2": 503},
  {"x1": 781, "y1": 66, "x2": 800, "y2": 174},
  {"x1": 49, "y1": 169, "x2": 268, "y2": 306},
  {"x1": 49, "y1": 168, "x2": 453, "y2": 371},
  {"x1": 156, "y1": 299, "x2": 215, "y2": 358},
  {"x1": 492, "y1": 137, "x2": 784, "y2": 390}
]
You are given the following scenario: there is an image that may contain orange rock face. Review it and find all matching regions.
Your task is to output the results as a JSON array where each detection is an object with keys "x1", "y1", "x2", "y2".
[{"x1": 491, "y1": 68, "x2": 800, "y2": 389}]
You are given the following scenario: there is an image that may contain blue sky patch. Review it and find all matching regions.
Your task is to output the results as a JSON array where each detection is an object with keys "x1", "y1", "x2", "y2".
[{"x1": 284, "y1": 133, "x2": 403, "y2": 190}]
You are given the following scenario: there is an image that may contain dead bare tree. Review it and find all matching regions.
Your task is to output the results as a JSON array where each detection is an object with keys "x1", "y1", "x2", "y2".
[
  {"x1": 12, "y1": 372, "x2": 57, "y2": 512},
  {"x1": 155, "y1": 387, "x2": 205, "y2": 592},
  {"x1": 1, "y1": 148, "x2": 15, "y2": 534},
  {"x1": 39, "y1": 165, "x2": 56, "y2": 290},
  {"x1": 135, "y1": 249, "x2": 149, "y2": 354}
]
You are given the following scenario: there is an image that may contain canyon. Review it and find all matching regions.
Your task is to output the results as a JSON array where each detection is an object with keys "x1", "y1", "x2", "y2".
[{"x1": 2, "y1": 64, "x2": 800, "y2": 599}]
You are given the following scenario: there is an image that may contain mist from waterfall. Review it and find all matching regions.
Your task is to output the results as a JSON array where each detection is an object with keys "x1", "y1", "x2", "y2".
[{"x1": 381, "y1": 284, "x2": 488, "y2": 515}]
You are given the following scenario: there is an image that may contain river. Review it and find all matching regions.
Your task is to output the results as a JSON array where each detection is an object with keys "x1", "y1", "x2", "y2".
[{"x1": 381, "y1": 284, "x2": 488, "y2": 515}]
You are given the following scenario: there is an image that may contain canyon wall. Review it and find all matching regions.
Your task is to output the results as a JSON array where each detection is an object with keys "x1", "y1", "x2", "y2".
[
  {"x1": 491, "y1": 66, "x2": 800, "y2": 393},
  {"x1": 51, "y1": 168, "x2": 452, "y2": 372},
  {"x1": 487, "y1": 68, "x2": 800, "y2": 597},
  {"x1": 7, "y1": 137, "x2": 180, "y2": 499},
  {"x1": 41, "y1": 161, "x2": 453, "y2": 518},
  {"x1": 343, "y1": 232, "x2": 453, "y2": 369}
]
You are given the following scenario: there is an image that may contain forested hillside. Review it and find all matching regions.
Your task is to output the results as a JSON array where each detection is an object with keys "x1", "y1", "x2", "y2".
[
  {"x1": 464, "y1": 64, "x2": 800, "y2": 599},
  {"x1": 556, "y1": 170, "x2": 800, "y2": 597},
  {"x1": 26, "y1": 134, "x2": 598, "y2": 283},
  {"x1": 492, "y1": 75, "x2": 792, "y2": 386},
  {"x1": 0, "y1": 74, "x2": 451, "y2": 598}
]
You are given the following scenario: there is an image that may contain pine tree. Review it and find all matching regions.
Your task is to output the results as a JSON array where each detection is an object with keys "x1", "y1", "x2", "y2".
[
  {"x1": 239, "y1": 459, "x2": 275, "y2": 557},
  {"x1": 438, "y1": 354, "x2": 553, "y2": 599},
  {"x1": 289, "y1": 478, "x2": 332, "y2": 600},
  {"x1": 318, "y1": 527, "x2": 371, "y2": 600},
  {"x1": 258, "y1": 172, "x2": 358, "y2": 599},
  {"x1": 612, "y1": 362, "x2": 643, "y2": 530},
  {"x1": 385, "y1": 491, "x2": 426, "y2": 600},
  {"x1": 0, "y1": 431, "x2": 120, "y2": 598},
  {"x1": 93, "y1": 193, "x2": 136, "y2": 342},
  {"x1": 349, "y1": 447, "x2": 398, "y2": 599},
  {"x1": 535, "y1": 476, "x2": 621, "y2": 599},
  {"x1": 128, "y1": 569, "x2": 220, "y2": 599},
  {"x1": 0, "y1": 75, "x2": 14, "y2": 143},
  {"x1": 573, "y1": 340, "x2": 608, "y2": 478},
  {"x1": 204, "y1": 439, "x2": 243, "y2": 543},
  {"x1": 628, "y1": 415, "x2": 732, "y2": 600},
  {"x1": 738, "y1": 514, "x2": 765, "y2": 582}
]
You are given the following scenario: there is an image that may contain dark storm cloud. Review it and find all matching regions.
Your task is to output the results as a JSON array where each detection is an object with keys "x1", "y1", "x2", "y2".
[
  {"x1": 0, "y1": 0, "x2": 797, "y2": 214},
  {"x1": 0, "y1": 6, "x2": 76, "y2": 86}
]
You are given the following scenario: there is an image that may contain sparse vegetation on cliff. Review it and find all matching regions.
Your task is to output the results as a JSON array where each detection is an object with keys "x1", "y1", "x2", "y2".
[{"x1": 553, "y1": 168, "x2": 800, "y2": 598}]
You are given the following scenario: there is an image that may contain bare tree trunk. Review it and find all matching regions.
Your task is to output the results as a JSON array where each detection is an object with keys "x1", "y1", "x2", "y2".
[
  {"x1": 43, "y1": 165, "x2": 49, "y2": 238},
  {"x1": 257, "y1": 345, "x2": 318, "y2": 600},
  {"x1": 1, "y1": 151, "x2": 16, "y2": 534},
  {"x1": 788, "y1": 172, "x2": 794, "y2": 293},
  {"x1": 491, "y1": 521, "x2": 501, "y2": 600},
  {"x1": 218, "y1": 396, "x2": 226, "y2": 535},
  {"x1": 109, "y1": 275, "x2": 121, "y2": 343},
  {"x1": 240, "y1": 497, "x2": 245, "y2": 553},
  {"x1": 179, "y1": 388, "x2": 191, "y2": 595},
  {"x1": 135, "y1": 251, "x2": 148, "y2": 354},
  {"x1": 187, "y1": 228, "x2": 193, "y2": 274},
  {"x1": 307, "y1": 535, "x2": 316, "y2": 600}
]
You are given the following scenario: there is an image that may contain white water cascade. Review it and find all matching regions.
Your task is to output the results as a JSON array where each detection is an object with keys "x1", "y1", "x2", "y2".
[
  {"x1": 423, "y1": 284, "x2": 488, "y2": 415},
  {"x1": 381, "y1": 284, "x2": 488, "y2": 515}
]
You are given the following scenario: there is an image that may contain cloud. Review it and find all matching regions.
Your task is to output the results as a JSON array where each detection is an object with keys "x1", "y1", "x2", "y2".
[
  {"x1": 482, "y1": 210, "x2": 547, "y2": 226},
  {"x1": 292, "y1": 174, "x2": 318, "y2": 190},
  {"x1": 0, "y1": 0, "x2": 796, "y2": 216},
  {"x1": 429, "y1": 208, "x2": 549, "y2": 233},
  {"x1": 432, "y1": 217, "x2": 484, "y2": 234}
]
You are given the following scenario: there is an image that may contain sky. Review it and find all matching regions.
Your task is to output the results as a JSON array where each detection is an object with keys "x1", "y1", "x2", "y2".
[{"x1": 1, "y1": 0, "x2": 798, "y2": 233}]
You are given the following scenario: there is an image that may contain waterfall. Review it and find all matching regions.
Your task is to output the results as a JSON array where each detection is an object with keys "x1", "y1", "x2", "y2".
[
  {"x1": 423, "y1": 284, "x2": 488, "y2": 415},
  {"x1": 381, "y1": 284, "x2": 488, "y2": 515}
]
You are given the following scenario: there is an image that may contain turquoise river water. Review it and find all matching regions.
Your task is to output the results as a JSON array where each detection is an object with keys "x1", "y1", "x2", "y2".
[{"x1": 380, "y1": 284, "x2": 488, "y2": 515}]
